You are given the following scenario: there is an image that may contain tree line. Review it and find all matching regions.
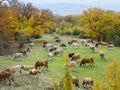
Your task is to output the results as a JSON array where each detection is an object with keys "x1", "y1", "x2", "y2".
[{"x1": 0, "y1": 0, "x2": 120, "y2": 53}]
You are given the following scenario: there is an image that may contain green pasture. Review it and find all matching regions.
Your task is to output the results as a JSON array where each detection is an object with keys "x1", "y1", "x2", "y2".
[{"x1": 0, "y1": 34, "x2": 120, "y2": 90}]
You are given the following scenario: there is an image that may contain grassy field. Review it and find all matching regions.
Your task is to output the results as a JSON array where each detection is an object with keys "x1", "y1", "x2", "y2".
[{"x1": 0, "y1": 34, "x2": 120, "y2": 90}]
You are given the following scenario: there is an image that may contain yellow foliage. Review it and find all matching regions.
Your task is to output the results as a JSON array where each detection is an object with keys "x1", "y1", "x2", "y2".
[
  {"x1": 93, "y1": 60, "x2": 120, "y2": 90},
  {"x1": 80, "y1": 8, "x2": 120, "y2": 41},
  {"x1": 63, "y1": 56, "x2": 74, "y2": 90},
  {"x1": 21, "y1": 26, "x2": 33, "y2": 35}
]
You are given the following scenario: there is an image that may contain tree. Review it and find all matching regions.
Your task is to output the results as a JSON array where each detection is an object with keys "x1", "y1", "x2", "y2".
[
  {"x1": 79, "y1": 8, "x2": 119, "y2": 42},
  {"x1": 0, "y1": 4, "x2": 18, "y2": 41}
]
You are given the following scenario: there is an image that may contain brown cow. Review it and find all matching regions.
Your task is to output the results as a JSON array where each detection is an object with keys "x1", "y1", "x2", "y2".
[
  {"x1": 80, "y1": 57, "x2": 94, "y2": 67},
  {"x1": 89, "y1": 45, "x2": 95, "y2": 52},
  {"x1": 100, "y1": 51, "x2": 105, "y2": 60},
  {"x1": 53, "y1": 49, "x2": 63, "y2": 56},
  {"x1": 35, "y1": 60, "x2": 48, "y2": 69},
  {"x1": 20, "y1": 47, "x2": 30, "y2": 55},
  {"x1": 82, "y1": 77, "x2": 93, "y2": 88},
  {"x1": 0, "y1": 70, "x2": 13, "y2": 86},
  {"x1": 70, "y1": 54, "x2": 80, "y2": 61},
  {"x1": 72, "y1": 76, "x2": 80, "y2": 88}
]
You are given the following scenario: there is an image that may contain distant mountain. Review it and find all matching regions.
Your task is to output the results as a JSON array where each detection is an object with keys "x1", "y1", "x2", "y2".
[{"x1": 36, "y1": 3, "x2": 93, "y2": 15}]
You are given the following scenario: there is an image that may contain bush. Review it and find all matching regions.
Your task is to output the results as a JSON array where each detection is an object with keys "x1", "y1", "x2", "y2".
[
  {"x1": 15, "y1": 33, "x2": 28, "y2": 48},
  {"x1": 114, "y1": 35, "x2": 120, "y2": 47}
]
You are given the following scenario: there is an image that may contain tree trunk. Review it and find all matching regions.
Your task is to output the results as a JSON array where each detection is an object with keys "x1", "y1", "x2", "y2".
[
  {"x1": 102, "y1": 34, "x2": 106, "y2": 42},
  {"x1": 97, "y1": 35, "x2": 101, "y2": 42}
]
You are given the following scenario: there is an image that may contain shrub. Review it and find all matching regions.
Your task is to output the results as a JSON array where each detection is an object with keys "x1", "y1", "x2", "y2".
[{"x1": 114, "y1": 35, "x2": 120, "y2": 47}]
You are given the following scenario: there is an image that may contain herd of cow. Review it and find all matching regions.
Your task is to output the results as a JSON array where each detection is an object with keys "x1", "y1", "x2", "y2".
[{"x1": 0, "y1": 36, "x2": 115, "y2": 89}]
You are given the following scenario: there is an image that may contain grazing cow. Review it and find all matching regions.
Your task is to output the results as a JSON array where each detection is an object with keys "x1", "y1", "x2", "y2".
[
  {"x1": 72, "y1": 76, "x2": 80, "y2": 88},
  {"x1": 70, "y1": 54, "x2": 80, "y2": 61},
  {"x1": 68, "y1": 52, "x2": 75, "y2": 58},
  {"x1": 68, "y1": 41, "x2": 72, "y2": 45},
  {"x1": 81, "y1": 39, "x2": 87, "y2": 45},
  {"x1": 43, "y1": 43, "x2": 53, "y2": 50},
  {"x1": 95, "y1": 42, "x2": 99, "y2": 48},
  {"x1": 60, "y1": 43, "x2": 67, "y2": 48},
  {"x1": 72, "y1": 43, "x2": 79, "y2": 48},
  {"x1": 21, "y1": 65, "x2": 34, "y2": 71},
  {"x1": 100, "y1": 51, "x2": 105, "y2": 60},
  {"x1": 55, "y1": 39, "x2": 61, "y2": 43},
  {"x1": 0, "y1": 70, "x2": 13, "y2": 86},
  {"x1": 82, "y1": 77, "x2": 93, "y2": 88},
  {"x1": 49, "y1": 47, "x2": 57, "y2": 52},
  {"x1": 54, "y1": 49, "x2": 63, "y2": 56},
  {"x1": 29, "y1": 69, "x2": 41, "y2": 75},
  {"x1": 107, "y1": 44, "x2": 114, "y2": 49},
  {"x1": 35, "y1": 60, "x2": 48, "y2": 69},
  {"x1": 68, "y1": 61, "x2": 77, "y2": 71},
  {"x1": 13, "y1": 53, "x2": 24, "y2": 60},
  {"x1": 71, "y1": 39, "x2": 78, "y2": 43},
  {"x1": 99, "y1": 41, "x2": 108, "y2": 47},
  {"x1": 84, "y1": 43, "x2": 92, "y2": 47},
  {"x1": 29, "y1": 42, "x2": 34, "y2": 47},
  {"x1": 48, "y1": 52, "x2": 54, "y2": 58},
  {"x1": 89, "y1": 45, "x2": 95, "y2": 52},
  {"x1": 23, "y1": 47, "x2": 30, "y2": 54},
  {"x1": 43, "y1": 41, "x2": 48, "y2": 45},
  {"x1": 80, "y1": 57, "x2": 94, "y2": 67},
  {"x1": 5, "y1": 65, "x2": 22, "y2": 75}
]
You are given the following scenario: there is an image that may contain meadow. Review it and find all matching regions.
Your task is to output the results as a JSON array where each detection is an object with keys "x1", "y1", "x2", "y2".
[{"x1": 0, "y1": 34, "x2": 120, "y2": 90}]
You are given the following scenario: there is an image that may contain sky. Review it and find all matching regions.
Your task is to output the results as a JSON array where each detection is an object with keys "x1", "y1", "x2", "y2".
[
  {"x1": 20, "y1": 0, "x2": 120, "y2": 6},
  {"x1": 20, "y1": 0, "x2": 120, "y2": 11}
]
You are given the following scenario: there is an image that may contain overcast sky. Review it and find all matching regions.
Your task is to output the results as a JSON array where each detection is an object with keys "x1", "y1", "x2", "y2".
[
  {"x1": 20, "y1": 0, "x2": 120, "y2": 6},
  {"x1": 20, "y1": 0, "x2": 119, "y2": 11}
]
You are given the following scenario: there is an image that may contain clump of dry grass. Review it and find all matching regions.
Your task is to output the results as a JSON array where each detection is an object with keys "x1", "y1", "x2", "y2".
[{"x1": 0, "y1": 74, "x2": 53, "y2": 90}]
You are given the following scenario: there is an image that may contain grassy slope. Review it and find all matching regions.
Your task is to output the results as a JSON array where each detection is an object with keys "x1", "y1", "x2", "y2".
[{"x1": 0, "y1": 34, "x2": 120, "y2": 90}]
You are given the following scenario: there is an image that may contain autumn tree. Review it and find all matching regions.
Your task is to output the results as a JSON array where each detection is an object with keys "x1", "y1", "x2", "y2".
[
  {"x1": 80, "y1": 8, "x2": 120, "y2": 42},
  {"x1": 93, "y1": 60, "x2": 120, "y2": 90},
  {"x1": 0, "y1": 4, "x2": 19, "y2": 55},
  {"x1": 0, "y1": 4, "x2": 18, "y2": 41}
]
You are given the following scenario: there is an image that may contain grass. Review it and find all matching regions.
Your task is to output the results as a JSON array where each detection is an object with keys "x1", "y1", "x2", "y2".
[{"x1": 0, "y1": 34, "x2": 120, "y2": 90}]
